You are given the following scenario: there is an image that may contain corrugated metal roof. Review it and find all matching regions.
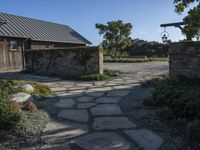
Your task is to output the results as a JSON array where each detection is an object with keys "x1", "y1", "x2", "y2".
[{"x1": 0, "y1": 12, "x2": 91, "y2": 44}]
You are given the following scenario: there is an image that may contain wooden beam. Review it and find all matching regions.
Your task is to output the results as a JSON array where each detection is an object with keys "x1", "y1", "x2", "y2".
[{"x1": 160, "y1": 22, "x2": 186, "y2": 27}]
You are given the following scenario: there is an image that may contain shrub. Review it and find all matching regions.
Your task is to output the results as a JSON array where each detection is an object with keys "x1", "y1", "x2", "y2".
[
  {"x1": 0, "y1": 89, "x2": 8, "y2": 100},
  {"x1": 78, "y1": 74, "x2": 109, "y2": 81},
  {"x1": 156, "y1": 107, "x2": 174, "y2": 120},
  {"x1": 32, "y1": 83, "x2": 52, "y2": 97},
  {"x1": 186, "y1": 120, "x2": 200, "y2": 143},
  {"x1": 143, "y1": 98, "x2": 156, "y2": 107},
  {"x1": 10, "y1": 101, "x2": 22, "y2": 112},
  {"x1": 0, "y1": 100, "x2": 21, "y2": 129},
  {"x1": 0, "y1": 79, "x2": 16, "y2": 100},
  {"x1": 23, "y1": 101, "x2": 37, "y2": 112},
  {"x1": 153, "y1": 77, "x2": 200, "y2": 120},
  {"x1": 64, "y1": 69, "x2": 121, "y2": 81},
  {"x1": 104, "y1": 69, "x2": 121, "y2": 77}
]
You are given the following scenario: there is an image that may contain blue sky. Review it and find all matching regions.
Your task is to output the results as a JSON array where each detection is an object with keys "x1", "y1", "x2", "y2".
[{"x1": 0, "y1": 0, "x2": 191, "y2": 45}]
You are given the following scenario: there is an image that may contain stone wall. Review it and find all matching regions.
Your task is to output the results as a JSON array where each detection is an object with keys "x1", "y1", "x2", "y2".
[
  {"x1": 169, "y1": 41, "x2": 200, "y2": 80},
  {"x1": 25, "y1": 47, "x2": 103, "y2": 77}
]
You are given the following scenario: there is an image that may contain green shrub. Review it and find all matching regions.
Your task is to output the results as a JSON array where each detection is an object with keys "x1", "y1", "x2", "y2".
[
  {"x1": 143, "y1": 98, "x2": 156, "y2": 106},
  {"x1": 0, "y1": 79, "x2": 16, "y2": 99},
  {"x1": 32, "y1": 83, "x2": 52, "y2": 97},
  {"x1": 104, "y1": 69, "x2": 121, "y2": 77},
  {"x1": 0, "y1": 100, "x2": 21, "y2": 129},
  {"x1": 104, "y1": 57, "x2": 168, "y2": 63},
  {"x1": 186, "y1": 120, "x2": 200, "y2": 143},
  {"x1": 156, "y1": 107, "x2": 174, "y2": 120},
  {"x1": 0, "y1": 89, "x2": 8, "y2": 100},
  {"x1": 78, "y1": 74, "x2": 109, "y2": 81},
  {"x1": 153, "y1": 77, "x2": 200, "y2": 120},
  {"x1": 64, "y1": 69, "x2": 121, "y2": 81}
]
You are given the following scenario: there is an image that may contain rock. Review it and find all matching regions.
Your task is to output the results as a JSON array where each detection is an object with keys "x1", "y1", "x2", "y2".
[
  {"x1": 54, "y1": 98, "x2": 75, "y2": 108},
  {"x1": 21, "y1": 84, "x2": 34, "y2": 93},
  {"x1": 50, "y1": 87, "x2": 66, "y2": 92},
  {"x1": 91, "y1": 104, "x2": 122, "y2": 116},
  {"x1": 95, "y1": 97, "x2": 122, "y2": 104},
  {"x1": 76, "y1": 96, "x2": 94, "y2": 103},
  {"x1": 42, "y1": 120, "x2": 88, "y2": 144},
  {"x1": 58, "y1": 109, "x2": 89, "y2": 123},
  {"x1": 9, "y1": 92, "x2": 34, "y2": 103},
  {"x1": 70, "y1": 132, "x2": 131, "y2": 150},
  {"x1": 76, "y1": 103, "x2": 96, "y2": 109},
  {"x1": 85, "y1": 91, "x2": 105, "y2": 97},
  {"x1": 124, "y1": 129, "x2": 163, "y2": 150},
  {"x1": 93, "y1": 117, "x2": 136, "y2": 130},
  {"x1": 32, "y1": 94, "x2": 41, "y2": 101},
  {"x1": 106, "y1": 90, "x2": 130, "y2": 97},
  {"x1": 89, "y1": 87, "x2": 113, "y2": 92}
]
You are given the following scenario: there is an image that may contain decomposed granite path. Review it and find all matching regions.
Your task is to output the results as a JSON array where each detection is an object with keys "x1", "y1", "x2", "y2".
[{"x1": 0, "y1": 62, "x2": 172, "y2": 150}]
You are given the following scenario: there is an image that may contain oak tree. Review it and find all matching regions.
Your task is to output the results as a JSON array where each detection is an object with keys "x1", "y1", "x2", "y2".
[{"x1": 96, "y1": 20, "x2": 132, "y2": 56}]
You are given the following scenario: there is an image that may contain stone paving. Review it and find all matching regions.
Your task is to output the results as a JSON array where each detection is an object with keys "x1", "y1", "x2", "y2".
[{"x1": 0, "y1": 62, "x2": 169, "y2": 150}]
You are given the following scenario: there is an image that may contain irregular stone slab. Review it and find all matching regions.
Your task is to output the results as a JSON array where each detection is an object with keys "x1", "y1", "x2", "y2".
[
  {"x1": 85, "y1": 91, "x2": 105, "y2": 97},
  {"x1": 9, "y1": 92, "x2": 34, "y2": 103},
  {"x1": 124, "y1": 129, "x2": 163, "y2": 150},
  {"x1": 76, "y1": 96, "x2": 94, "y2": 103},
  {"x1": 70, "y1": 132, "x2": 131, "y2": 150},
  {"x1": 69, "y1": 90, "x2": 85, "y2": 94},
  {"x1": 106, "y1": 90, "x2": 130, "y2": 97},
  {"x1": 91, "y1": 104, "x2": 122, "y2": 116},
  {"x1": 58, "y1": 109, "x2": 89, "y2": 123},
  {"x1": 54, "y1": 98, "x2": 75, "y2": 108},
  {"x1": 42, "y1": 120, "x2": 88, "y2": 144},
  {"x1": 56, "y1": 92, "x2": 84, "y2": 98},
  {"x1": 93, "y1": 117, "x2": 136, "y2": 130},
  {"x1": 94, "y1": 81, "x2": 106, "y2": 86},
  {"x1": 70, "y1": 87, "x2": 86, "y2": 91},
  {"x1": 76, "y1": 103, "x2": 96, "y2": 109},
  {"x1": 95, "y1": 97, "x2": 122, "y2": 104},
  {"x1": 89, "y1": 87, "x2": 113, "y2": 92},
  {"x1": 50, "y1": 87, "x2": 66, "y2": 92},
  {"x1": 113, "y1": 84, "x2": 136, "y2": 90},
  {"x1": 76, "y1": 83, "x2": 93, "y2": 87}
]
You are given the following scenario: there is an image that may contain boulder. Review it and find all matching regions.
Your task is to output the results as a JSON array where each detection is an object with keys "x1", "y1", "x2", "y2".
[
  {"x1": 21, "y1": 84, "x2": 34, "y2": 93},
  {"x1": 10, "y1": 92, "x2": 34, "y2": 103}
]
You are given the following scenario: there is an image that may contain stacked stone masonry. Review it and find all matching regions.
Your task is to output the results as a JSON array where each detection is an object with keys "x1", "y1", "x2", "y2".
[
  {"x1": 169, "y1": 41, "x2": 200, "y2": 80},
  {"x1": 25, "y1": 47, "x2": 103, "y2": 77}
]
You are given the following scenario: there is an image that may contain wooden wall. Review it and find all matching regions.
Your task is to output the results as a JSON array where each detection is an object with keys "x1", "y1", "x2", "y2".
[{"x1": 0, "y1": 41, "x2": 23, "y2": 71}]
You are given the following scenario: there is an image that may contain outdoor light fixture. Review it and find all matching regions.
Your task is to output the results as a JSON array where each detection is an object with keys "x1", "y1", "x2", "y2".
[{"x1": 161, "y1": 28, "x2": 169, "y2": 44}]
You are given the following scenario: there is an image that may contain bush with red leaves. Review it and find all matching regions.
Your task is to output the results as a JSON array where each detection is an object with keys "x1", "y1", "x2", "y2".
[{"x1": 23, "y1": 101, "x2": 37, "y2": 112}]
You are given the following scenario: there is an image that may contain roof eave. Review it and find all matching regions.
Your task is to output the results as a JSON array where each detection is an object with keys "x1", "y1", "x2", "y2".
[{"x1": 0, "y1": 35, "x2": 92, "y2": 45}]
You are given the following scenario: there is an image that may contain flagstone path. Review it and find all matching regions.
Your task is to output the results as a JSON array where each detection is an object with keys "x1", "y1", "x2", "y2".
[{"x1": 0, "y1": 62, "x2": 173, "y2": 150}]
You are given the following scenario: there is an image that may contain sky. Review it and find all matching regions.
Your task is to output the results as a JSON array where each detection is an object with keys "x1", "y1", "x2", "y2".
[{"x1": 0, "y1": 0, "x2": 192, "y2": 45}]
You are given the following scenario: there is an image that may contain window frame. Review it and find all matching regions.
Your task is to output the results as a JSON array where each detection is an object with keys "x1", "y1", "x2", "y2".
[{"x1": 10, "y1": 40, "x2": 18, "y2": 51}]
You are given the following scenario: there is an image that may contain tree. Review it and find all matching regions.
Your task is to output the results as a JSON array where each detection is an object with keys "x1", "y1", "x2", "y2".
[
  {"x1": 183, "y1": 5, "x2": 200, "y2": 40},
  {"x1": 96, "y1": 20, "x2": 132, "y2": 56},
  {"x1": 174, "y1": 0, "x2": 199, "y2": 13},
  {"x1": 174, "y1": 0, "x2": 200, "y2": 40}
]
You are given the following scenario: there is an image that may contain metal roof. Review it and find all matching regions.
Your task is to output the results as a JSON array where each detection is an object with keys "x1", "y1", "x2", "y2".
[{"x1": 0, "y1": 12, "x2": 91, "y2": 44}]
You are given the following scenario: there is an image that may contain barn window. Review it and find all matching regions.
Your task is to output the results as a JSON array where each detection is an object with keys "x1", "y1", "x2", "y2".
[{"x1": 10, "y1": 40, "x2": 17, "y2": 51}]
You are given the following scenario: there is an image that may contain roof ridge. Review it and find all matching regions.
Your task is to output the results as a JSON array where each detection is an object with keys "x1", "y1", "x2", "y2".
[{"x1": 0, "y1": 12, "x2": 71, "y2": 29}]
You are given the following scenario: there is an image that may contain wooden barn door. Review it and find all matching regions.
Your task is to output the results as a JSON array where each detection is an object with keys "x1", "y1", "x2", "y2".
[{"x1": 0, "y1": 42, "x2": 23, "y2": 71}]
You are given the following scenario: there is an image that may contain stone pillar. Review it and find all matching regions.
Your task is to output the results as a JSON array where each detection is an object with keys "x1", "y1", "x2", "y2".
[
  {"x1": 98, "y1": 48, "x2": 104, "y2": 74},
  {"x1": 169, "y1": 41, "x2": 200, "y2": 80}
]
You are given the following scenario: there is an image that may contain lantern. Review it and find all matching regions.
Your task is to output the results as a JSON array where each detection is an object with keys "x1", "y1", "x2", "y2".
[{"x1": 161, "y1": 28, "x2": 169, "y2": 44}]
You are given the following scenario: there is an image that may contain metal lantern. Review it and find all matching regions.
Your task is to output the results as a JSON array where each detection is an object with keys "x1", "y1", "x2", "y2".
[{"x1": 161, "y1": 28, "x2": 169, "y2": 44}]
